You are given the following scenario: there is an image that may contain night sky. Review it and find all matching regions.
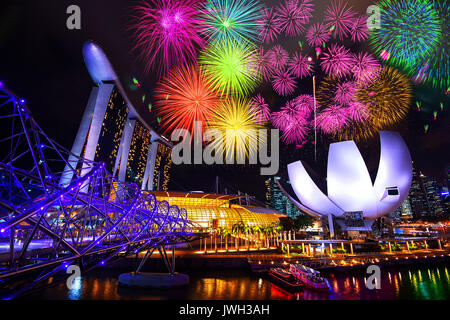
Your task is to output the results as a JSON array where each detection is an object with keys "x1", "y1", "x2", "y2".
[{"x1": 0, "y1": 0, "x2": 448, "y2": 202}]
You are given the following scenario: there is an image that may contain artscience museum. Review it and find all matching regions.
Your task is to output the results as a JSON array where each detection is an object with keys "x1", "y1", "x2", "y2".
[{"x1": 287, "y1": 131, "x2": 413, "y2": 234}]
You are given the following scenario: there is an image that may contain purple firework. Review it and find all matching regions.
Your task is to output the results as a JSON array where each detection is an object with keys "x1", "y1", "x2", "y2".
[
  {"x1": 130, "y1": 0, "x2": 205, "y2": 76},
  {"x1": 281, "y1": 118, "x2": 309, "y2": 144},
  {"x1": 271, "y1": 104, "x2": 309, "y2": 144},
  {"x1": 272, "y1": 69, "x2": 297, "y2": 96},
  {"x1": 275, "y1": 0, "x2": 308, "y2": 36},
  {"x1": 288, "y1": 52, "x2": 314, "y2": 78},
  {"x1": 324, "y1": 0, "x2": 357, "y2": 40},
  {"x1": 256, "y1": 6, "x2": 281, "y2": 43},
  {"x1": 320, "y1": 44, "x2": 354, "y2": 77},
  {"x1": 267, "y1": 45, "x2": 290, "y2": 71},
  {"x1": 346, "y1": 101, "x2": 369, "y2": 122},
  {"x1": 317, "y1": 104, "x2": 349, "y2": 134},
  {"x1": 334, "y1": 81, "x2": 356, "y2": 105},
  {"x1": 292, "y1": 94, "x2": 315, "y2": 116},
  {"x1": 250, "y1": 94, "x2": 271, "y2": 125},
  {"x1": 306, "y1": 22, "x2": 331, "y2": 47},
  {"x1": 351, "y1": 52, "x2": 381, "y2": 85},
  {"x1": 349, "y1": 15, "x2": 369, "y2": 42},
  {"x1": 298, "y1": 0, "x2": 315, "y2": 24},
  {"x1": 256, "y1": 47, "x2": 275, "y2": 81}
]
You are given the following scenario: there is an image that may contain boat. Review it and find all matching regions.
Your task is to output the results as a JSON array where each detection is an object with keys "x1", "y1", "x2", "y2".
[
  {"x1": 289, "y1": 264, "x2": 331, "y2": 292},
  {"x1": 268, "y1": 267, "x2": 304, "y2": 292}
]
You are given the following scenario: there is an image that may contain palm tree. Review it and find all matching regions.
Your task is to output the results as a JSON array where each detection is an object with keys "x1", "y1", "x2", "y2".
[
  {"x1": 232, "y1": 222, "x2": 242, "y2": 251},
  {"x1": 222, "y1": 228, "x2": 231, "y2": 252},
  {"x1": 244, "y1": 225, "x2": 253, "y2": 251},
  {"x1": 252, "y1": 225, "x2": 263, "y2": 250},
  {"x1": 214, "y1": 227, "x2": 222, "y2": 253}
]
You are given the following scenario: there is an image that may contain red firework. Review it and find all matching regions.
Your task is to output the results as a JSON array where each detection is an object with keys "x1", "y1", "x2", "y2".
[
  {"x1": 324, "y1": 0, "x2": 357, "y2": 40},
  {"x1": 130, "y1": 0, "x2": 205, "y2": 76},
  {"x1": 154, "y1": 63, "x2": 220, "y2": 138},
  {"x1": 288, "y1": 52, "x2": 314, "y2": 78}
]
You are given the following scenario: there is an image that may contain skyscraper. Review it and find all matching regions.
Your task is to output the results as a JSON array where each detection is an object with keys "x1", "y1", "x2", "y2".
[{"x1": 265, "y1": 177, "x2": 301, "y2": 218}]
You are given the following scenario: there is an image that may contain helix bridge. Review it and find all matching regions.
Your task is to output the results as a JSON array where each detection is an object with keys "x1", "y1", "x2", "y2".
[{"x1": 0, "y1": 85, "x2": 199, "y2": 297}]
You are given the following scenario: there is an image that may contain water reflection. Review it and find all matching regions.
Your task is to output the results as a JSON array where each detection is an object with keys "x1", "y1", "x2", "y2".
[{"x1": 22, "y1": 263, "x2": 450, "y2": 300}]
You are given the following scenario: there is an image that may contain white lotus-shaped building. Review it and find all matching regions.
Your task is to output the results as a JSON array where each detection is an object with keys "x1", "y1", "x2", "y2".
[{"x1": 287, "y1": 131, "x2": 412, "y2": 223}]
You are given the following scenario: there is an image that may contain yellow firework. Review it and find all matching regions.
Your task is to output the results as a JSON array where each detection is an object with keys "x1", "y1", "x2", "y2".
[{"x1": 207, "y1": 97, "x2": 261, "y2": 162}]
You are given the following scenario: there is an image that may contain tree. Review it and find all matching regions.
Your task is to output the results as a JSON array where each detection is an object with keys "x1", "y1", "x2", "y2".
[{"x1": 293, "y1": 214, "x2": 313, "y2": 230}]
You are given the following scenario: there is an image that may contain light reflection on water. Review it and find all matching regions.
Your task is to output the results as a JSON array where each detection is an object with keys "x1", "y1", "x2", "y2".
[{"x1": 22, "y1": 264, "x2": 450, "y2": 300}]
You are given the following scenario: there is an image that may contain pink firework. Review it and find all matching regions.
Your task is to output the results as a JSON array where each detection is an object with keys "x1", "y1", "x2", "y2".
[
  {"x1": 272, "y1": 69, "x2": 297, "y2": 96},
  {"x1": 256, "y1": 47, "x2": 275, "y2": 81},
  {"x1": 317, "y1": 104, "x2": 349, "y2": 134},
  {"x1": 320, "y1": 44, "x2": 354, "y2": 77},
  {"x1": 292, "y1": 94, "x2": 315, "y2": 116},
  {"x1": 346, "y1": 101, "x2": 369, "y2": 122},
  {"x1": 349, "y1": 15, "x2": 369, "y2": 42},
  {"x1": 351, "y1": 52, "x2": 381, "y2": 85},
  {"x1": 130, "y1": 0, "x2": 205, "y2": 76},
  {"x1": 334, "y1": 81, "x2": 356, "y2": 105},
  {"x1": 250, "y1": 94, "x2": 271, "y2": 125},
  {"x1": 275, "y1": 0, "x2": 307, "y2": 37},
  {"x1": 298, "y1": 0, "x2": 315, "y2": 24},
  {"x1": 281, "y1": 118, "x2": 309, "y2": 144},
  {"x1": 271, "y1": 105, "x2": 309, "y2": 144},
  {"x1": 288, "y1": 52, "x2": 314, "y2": 78},
  {"x1": 306, "y1": 22, "x2": 331, "y2": 47},
  {"x1": 256, "y1": 6, "x2": 281, "y2": 43},
  {"x1": 324, "y1": 0, "x2": 357, "y2": 40},
  {"x1": 267, "y1": 45, "x2": 290, "y2": 71}
]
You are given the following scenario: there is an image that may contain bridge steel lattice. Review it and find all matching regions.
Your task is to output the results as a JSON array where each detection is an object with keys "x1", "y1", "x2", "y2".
[{"x1": 0, "y1": 86, "x2": 196, "y2": 296}]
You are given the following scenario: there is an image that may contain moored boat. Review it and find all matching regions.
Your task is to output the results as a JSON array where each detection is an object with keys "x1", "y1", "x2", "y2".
[
  {"x1": 269, "y1": 267, "x2": 304, "y2": 292},
  {"x1": 289, "y1": 264, "x2": 331, "y2": 292}
]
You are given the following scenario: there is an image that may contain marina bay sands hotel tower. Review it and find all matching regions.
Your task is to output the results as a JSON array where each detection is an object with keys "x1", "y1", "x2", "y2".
[{"x1": 60, "y1": 41, "x2": 172, "y2": 191}]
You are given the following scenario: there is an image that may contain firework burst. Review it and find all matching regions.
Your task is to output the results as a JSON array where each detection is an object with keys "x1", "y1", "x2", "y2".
[
  {"x1": 288, "y1": 52, "x2": 314, "y2": 78},
  {"x1": 320, "y1": 44, "x2": 354, "y2": 77},
  {"x1": 271, "y1": 101, "x2": 310, "y2": 144},
  {"x1": 306, "y1": 22, "x2": 331, "y2": 47},
  {"x1": 275, "y1": 0, "x2": 308, "y2": 37},
  {"x1": 351, "y1": 52, "x2": 381, "y2": 85},
  {"x1": 317, "y1": 104, "x2": 349, "y2": 134},
  {"x1": 154, "y1": 63, "x2": 220, "y2": 137},
  {"x1": 250, "y1": 94, "x2": 271, "y2": 125},
  {"x1": 356, "y1": 66, "x2": 412, "y2": 129},
  {"x1": 346, "y1": 101, "x2": 369, "y2": 122},
  {"x1": 130, "y1": 0, "x2": 205, "y2": 76},
  {"x1": 292, "y1": 94, "x2": 315, "y2": 116},
  {"x1": 256, "y1": 6, "x2": 281, "y2": 43},
  {"x1": 267, "y1": 45, "x2": 290, "y2": 71},
  {"x1": 272, "y1": 68, "x2": 297, "y2": 96},
  {"x1": 199, "y1": 40, "x2": 259, "y2": 96},
  {"x1": 369, "y1": 0, "x2": 441, "y2": 73},
  {"x1": 208, "y1": 97, "x2": 261, "y2": 161},
  {"x1": 334, "y1": 81, "x2": 357, "y2": 105},
  {"x1": 255, "y1": 47, "x2": 275, "y2": 81},
  {"x1": 201, "y1": 0, "x2": 261, "y2": 44},
  {"x1": 349, "y1": 15, "x2": 369, "y2": 42},
  {"x1": 324, "y1": 0, "x2": 357, "y2": 40}
]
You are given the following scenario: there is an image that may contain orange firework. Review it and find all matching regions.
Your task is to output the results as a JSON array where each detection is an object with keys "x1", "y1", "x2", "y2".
[{"x1": 154, "y1": 63, "x2": 221, "y2": 138}]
